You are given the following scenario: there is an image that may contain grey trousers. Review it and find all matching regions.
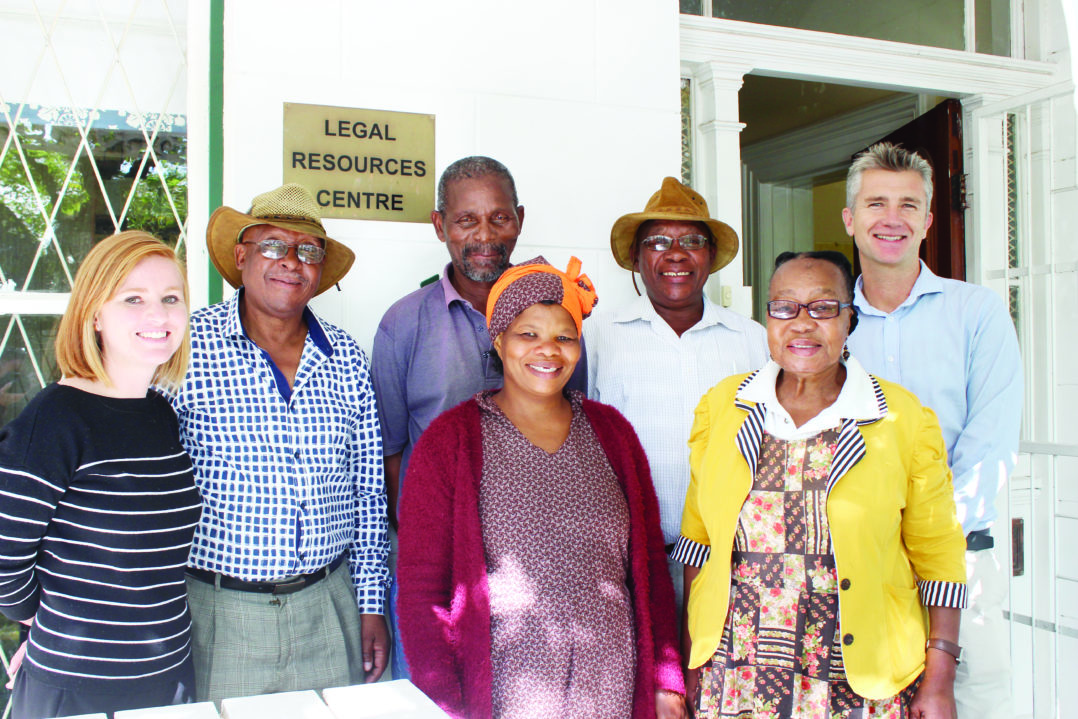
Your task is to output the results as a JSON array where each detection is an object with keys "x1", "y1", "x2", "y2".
[
  {"x1": 668, "y1": 555, "x2": 685, "y2": 637},
  {"x1": 186, "y1": 562, "x2": 364, "y2": 705}
]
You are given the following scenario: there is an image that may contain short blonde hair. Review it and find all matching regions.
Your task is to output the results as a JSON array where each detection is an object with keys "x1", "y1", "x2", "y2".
[
  {"x1": 846, "y1": 142, "x2": 934, "y2": 210},
  {"x1": 55, "y1": 231, "x2": 191, "y2": 389}
]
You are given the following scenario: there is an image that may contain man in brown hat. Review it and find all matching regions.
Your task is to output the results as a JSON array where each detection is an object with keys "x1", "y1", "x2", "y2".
[
  {"x1": 169, "y1": 183, "x2": 389, "y2": 703},
  {"x1": 586, "y1": 177, "x2": 767, "y2": 615}
]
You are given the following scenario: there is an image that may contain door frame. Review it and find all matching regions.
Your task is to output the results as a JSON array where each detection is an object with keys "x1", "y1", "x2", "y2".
[{"x1": 678, "y1": 14, "x2": 1061, "y2": 306}]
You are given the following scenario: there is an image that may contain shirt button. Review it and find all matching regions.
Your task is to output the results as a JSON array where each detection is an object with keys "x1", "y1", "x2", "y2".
[
  {"x1": 293, "y1": 449, "x2": 301, "y2": 459},
  {"x1": 887, "y1": 356, "x2": 895, "y2": 362},
  {"x1": 840, "y1": 578, "x2": 851, "y2": 590},
  {"x1": 843, "y1": 633, "x2": 855, "y2": 645}
]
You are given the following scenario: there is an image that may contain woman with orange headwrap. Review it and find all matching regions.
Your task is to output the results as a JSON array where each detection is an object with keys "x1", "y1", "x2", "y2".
[{"x1": 398, "y1": 257, "x2": 686, "y2": 719}]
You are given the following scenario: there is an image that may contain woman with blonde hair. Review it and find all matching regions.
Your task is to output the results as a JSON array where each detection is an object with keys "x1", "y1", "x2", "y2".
[{"x1": 0, "y1": 231, "x2": 202, "y2": 718}]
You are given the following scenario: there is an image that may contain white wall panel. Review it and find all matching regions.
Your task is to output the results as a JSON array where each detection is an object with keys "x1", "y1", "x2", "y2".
[{"x1": 219, "y1": 0, "x2": 680, "y2": 351}]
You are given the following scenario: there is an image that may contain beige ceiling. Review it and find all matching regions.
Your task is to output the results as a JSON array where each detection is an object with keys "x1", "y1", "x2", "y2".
[{"x1": 738, "y1": 75, "x2": 901, "y2": 146}]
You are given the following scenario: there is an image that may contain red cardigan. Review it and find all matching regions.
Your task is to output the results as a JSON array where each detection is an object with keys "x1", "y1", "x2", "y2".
[{"x1": 398, "y1": 395, "x2": 685, "y2": 719}]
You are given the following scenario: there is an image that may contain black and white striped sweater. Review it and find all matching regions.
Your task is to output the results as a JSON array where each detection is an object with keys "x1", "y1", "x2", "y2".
[{"x1": 0, "y1": 384, "x2": 201, "y2": 689}]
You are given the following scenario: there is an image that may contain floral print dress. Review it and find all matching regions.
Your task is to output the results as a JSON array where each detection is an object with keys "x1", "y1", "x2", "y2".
[{"x1": 696, "y1": 430, "x2": 920, "y2": 718}]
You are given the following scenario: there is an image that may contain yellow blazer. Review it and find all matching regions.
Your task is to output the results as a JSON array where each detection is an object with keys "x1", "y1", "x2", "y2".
[{"x1": 680, "y1": 372, "x2": 967, "y2": 699}]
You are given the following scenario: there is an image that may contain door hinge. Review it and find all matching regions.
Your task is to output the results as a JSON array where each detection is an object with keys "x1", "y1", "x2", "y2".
[{"x1": 952, "y1": 173, "x2": 969, "y2": 212}]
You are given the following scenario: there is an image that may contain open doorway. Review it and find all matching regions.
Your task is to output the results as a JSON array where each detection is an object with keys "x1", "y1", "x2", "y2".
[{"x1": 736, "y1": 76, "x2": 957, "y2": 320}]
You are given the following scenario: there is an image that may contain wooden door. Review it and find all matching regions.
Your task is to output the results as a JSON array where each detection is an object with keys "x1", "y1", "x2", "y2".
[{"x1": 855, "y1": 98, "x2": 966, "y2": 280}]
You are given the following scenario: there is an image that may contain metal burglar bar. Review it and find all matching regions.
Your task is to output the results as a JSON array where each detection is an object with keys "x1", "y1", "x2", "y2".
[
  {"x1": 972, "y1": 82, "x2": 1077, "y2": 718},
  {"x1": 0, "y1": 1, "x2": 189, "y2": 713}
]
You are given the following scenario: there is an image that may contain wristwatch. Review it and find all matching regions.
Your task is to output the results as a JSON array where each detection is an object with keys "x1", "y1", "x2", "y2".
[{"x1": 926, "y1": 637, "x2": 962, "y2": 664}]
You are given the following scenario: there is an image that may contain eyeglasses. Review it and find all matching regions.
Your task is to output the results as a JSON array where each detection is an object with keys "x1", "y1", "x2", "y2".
[
  {"x1": 640, "y1": 234, "x2": 710, "y2": 252},
  {"x1": 243, "y1": 239, "x2": 326, "y2": 265},
  {"x1": 767, "y1": 299, "x2": 852, "y2": 320}
]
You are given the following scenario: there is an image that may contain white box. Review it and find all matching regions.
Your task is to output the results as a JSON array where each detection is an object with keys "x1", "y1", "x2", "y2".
[
  {"x1": 115, "y1": 702, "x2": 220, "y2": 719},
  {"x1": 321, "y1": 681, "x2": 449, "y2": 718},
  {"x1": 220, "y1": 690, "x2": 333, "y2": 719}
]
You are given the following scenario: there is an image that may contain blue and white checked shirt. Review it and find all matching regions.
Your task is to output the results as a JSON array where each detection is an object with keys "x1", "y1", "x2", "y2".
[{"x1": 169, "y1": 291, "x2": 389, "y2": 613}]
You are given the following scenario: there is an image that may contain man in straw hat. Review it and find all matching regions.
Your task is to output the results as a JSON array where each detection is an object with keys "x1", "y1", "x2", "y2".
[
  {"x1": 169, "y1": 183, "x2": 389, "y2": 703},
  {"x1": 371, "y1": 156, "x2": 586, "y2": 677},
  {"x1": 585, "y1": 176, "x2": 767, "y2": 615}
]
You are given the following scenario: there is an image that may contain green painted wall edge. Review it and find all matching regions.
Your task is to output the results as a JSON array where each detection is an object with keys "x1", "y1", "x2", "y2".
[{"x1": 208, "y1": 0, "x2": 224, "y2": 304}]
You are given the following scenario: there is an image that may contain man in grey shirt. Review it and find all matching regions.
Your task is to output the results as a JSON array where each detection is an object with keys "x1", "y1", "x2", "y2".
[{"x1": 372, "y1": 156, "x2": 585, "y2": 677}]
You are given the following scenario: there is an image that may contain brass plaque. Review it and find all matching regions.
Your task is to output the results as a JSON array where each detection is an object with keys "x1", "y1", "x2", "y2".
[{"x1": 283, "y1": 102, "x2": 435, "y2": 222}]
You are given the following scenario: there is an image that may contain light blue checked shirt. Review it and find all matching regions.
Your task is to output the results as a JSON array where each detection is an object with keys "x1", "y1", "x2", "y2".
[
  {"x1": 169, "y1": 291, "x2": 388, "y2": 612},
  {"x1": 848, "y1": 262, "x2": 1023, "y2": 535}
]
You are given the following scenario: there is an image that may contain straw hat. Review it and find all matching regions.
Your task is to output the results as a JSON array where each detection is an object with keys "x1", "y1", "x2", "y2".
[
  {"x1": 206, "y1": 183, "x2": 355, "y2": 296},
  {"x1": 609, "y1": 177, "x2": 738, "y2": 273}
]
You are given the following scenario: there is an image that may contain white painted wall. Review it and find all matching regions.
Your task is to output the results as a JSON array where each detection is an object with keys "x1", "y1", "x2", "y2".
[
  {"x1": 0, "y1": 1, "x2": 186, "y2": 114},
  {"x1": 216, "y1": 0, "x2": 684, "y2": 353}
]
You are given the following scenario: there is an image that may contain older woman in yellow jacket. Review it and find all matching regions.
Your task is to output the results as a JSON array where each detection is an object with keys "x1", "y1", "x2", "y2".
[{"x1": 673, "y1": 252, "x2": 967, "y2": 719}]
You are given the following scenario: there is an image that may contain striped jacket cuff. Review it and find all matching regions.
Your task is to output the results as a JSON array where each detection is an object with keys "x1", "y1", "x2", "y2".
[
  {"x1": 918, "y1": 580, "x2": 968, "y2": 609},
  {"x1": 669, "y1": 536, "x2": 710, "y2": 567}
]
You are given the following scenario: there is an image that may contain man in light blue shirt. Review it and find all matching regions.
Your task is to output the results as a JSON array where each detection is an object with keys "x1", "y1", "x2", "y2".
[{"x1": 843, "y1": 143, "x2": 1022, "y2": 719}]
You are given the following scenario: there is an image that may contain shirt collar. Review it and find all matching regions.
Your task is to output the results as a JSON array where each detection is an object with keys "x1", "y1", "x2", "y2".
[
  {"x1": 439, "y1": 264, "x2": 464, "y2": 308},
  {"x1": 737, "y1": 356, "x2": 884, "y2": 423},
  {"x1": 226, "y1": 288, "x2": 333, "y2": 358},
  {"x1": 854, "y1": 260, "x2": 944, "y2": 316},
  {"x1": 611, "y1": 292, "x2": 734, "y2": 331}
]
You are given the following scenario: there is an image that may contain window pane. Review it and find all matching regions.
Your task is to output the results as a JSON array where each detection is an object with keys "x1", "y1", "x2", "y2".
[
  {"x1": 681, "y1": 79, "x2": 693, "y2": 186},
  {"x1": 0, "y1": 314, "x2": 61, "y2": 425},
  {"x1": 1005, "y1": 113, "x2": 1019, "y2": 269},
  {"x1": 680, "y1": 0, "x2": 703, "y2": 16},
  {"x1": 0, "y1": 110, "x2": 187, "y2": 293},
  {"x1": 976, "y1": 0, "x2": 1011, "y2": 56},
  {"x1": 708, "y1": 0, "x2": 967, "y2": 52}
]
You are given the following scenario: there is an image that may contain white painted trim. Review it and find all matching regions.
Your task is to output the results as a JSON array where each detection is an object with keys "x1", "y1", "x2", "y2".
[
  {"x1": 965, "y1": 0, "x2": 977, "y2": 54},
  {"x1": 985, "y1": 262, "x2": 1078, "y2": 279},
  {"x1": 0, "y1": 292, "x2": 70, "y2": 315},
  {"x1": 971, "y1": 80, "x2": 1076, "y2": 116},
  {"x1": 186, "y1": 0, "x2": 210, "y2": 311},
  {"x1": 679, "y1": 16, "x2": 1060, "y2": 98},
  {"x1": 1021, "y1": 441, "x2": 1078, "y2": 458},
  {"x1": 740, "y1": 95, "x2": 921, "y2": 185}
]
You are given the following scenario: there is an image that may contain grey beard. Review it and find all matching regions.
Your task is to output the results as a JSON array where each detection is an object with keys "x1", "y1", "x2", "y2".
[{"x1": 459, "y1": 244, "x2": 510, "y2": 282}]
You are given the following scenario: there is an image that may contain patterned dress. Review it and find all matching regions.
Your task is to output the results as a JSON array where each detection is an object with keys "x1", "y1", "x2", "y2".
[
  {"x1": 696, "y1": 430, "x2": 920, "y2": 718},
  {"x1": 477, "y1": 390, "x2": 635, "y2": 719}
]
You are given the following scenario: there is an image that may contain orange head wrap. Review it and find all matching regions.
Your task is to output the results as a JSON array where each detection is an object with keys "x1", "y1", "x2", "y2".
[{"x1": 485, "y1": 256, "x2": 598, "y2": 342}]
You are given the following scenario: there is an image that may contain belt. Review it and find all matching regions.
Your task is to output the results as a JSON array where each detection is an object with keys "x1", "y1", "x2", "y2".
[
  {"x1": 966, "y1": 529, "x2": 994, "y2": 552},
  {"x1": 186, "y1": 553, "x2": 346, "y2": 595}
]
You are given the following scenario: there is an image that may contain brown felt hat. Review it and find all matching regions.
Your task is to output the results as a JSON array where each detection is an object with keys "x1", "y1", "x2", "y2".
[
  {"x1": 206, "y1": 183, "x2": 355, "y2": 296},
  {"x1": 610, "y1": 177, "x2": 738, "y2": 274}
]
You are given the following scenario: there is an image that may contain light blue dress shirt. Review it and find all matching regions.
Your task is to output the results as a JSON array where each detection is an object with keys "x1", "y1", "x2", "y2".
[{"x1": 847, "y1": 261, "x2": 1023, "y2": 534}]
